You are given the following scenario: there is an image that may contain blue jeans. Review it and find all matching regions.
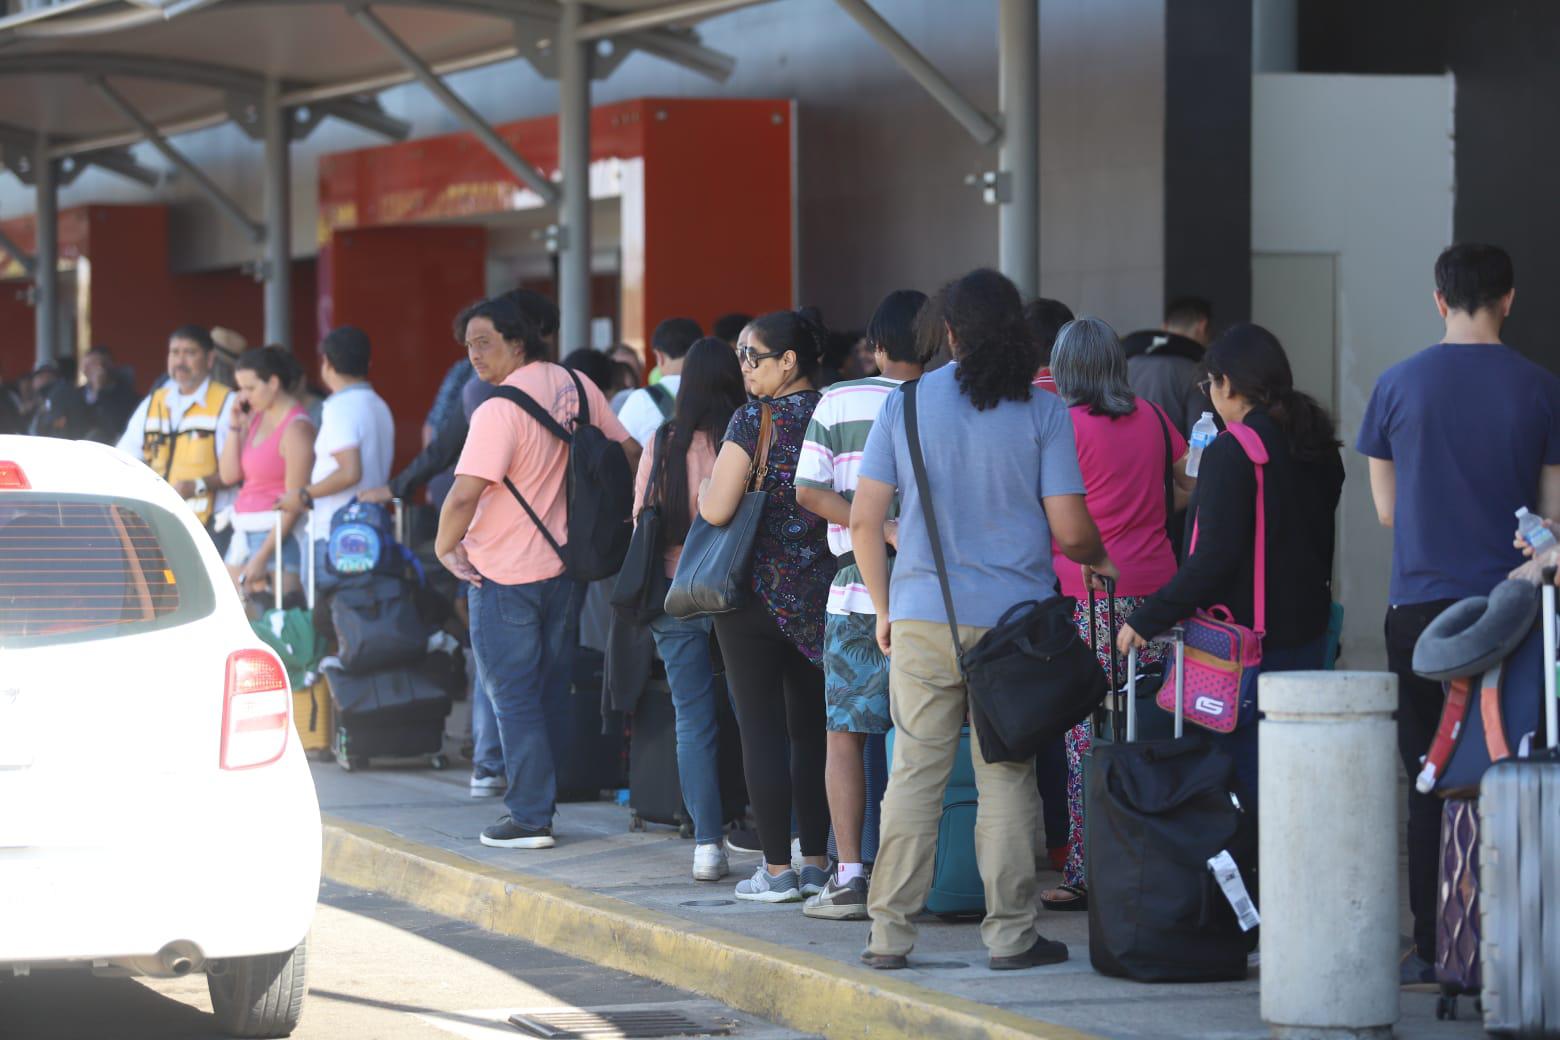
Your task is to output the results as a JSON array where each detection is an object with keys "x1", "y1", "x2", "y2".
[
  {"x1": 470, "y1": 672, "x2": 504, "y2": 778},
  {"x1": 467, "y1": 575, "x2": 577, "y2": 831},
  {"x1": 649, "y1": 612, "x2": 723, "y2": 844}
]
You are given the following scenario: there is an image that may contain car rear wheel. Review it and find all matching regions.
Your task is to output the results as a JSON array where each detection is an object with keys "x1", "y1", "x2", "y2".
[{"x1": 207, "y1": 936, "x2": 308, "y2": 1038}]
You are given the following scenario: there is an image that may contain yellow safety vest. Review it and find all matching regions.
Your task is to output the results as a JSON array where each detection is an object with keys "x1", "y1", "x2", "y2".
[{"x1": 142, "y1": 381, "x2": 231, "y2": 525}]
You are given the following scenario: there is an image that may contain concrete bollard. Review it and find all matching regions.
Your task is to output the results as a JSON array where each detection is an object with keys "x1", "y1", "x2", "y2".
[{"x1": 1259, "y1": 671, "x2": 1399, "y2": 1040}]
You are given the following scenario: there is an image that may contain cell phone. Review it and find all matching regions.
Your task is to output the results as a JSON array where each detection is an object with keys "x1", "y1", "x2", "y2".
[{"x1": 239, "y1": 400, "x2": 252, "y2": 414}]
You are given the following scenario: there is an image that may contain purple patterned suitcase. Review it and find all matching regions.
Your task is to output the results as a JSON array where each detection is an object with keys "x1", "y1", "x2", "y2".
[{"x1": 1435, "y1": 797, "x2": 1481, "y2": 1020}]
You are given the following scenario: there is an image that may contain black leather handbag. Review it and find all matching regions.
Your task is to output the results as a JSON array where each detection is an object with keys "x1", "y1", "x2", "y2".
[
  {"x1": 664, "y1": 404, "x2": 773, "y2": 619},
  {"x1": 904, "y1": 380, "x2": 1106, "y2": 764},
  {"x1": 611, "y1": 426, "x2": 672, "y2": 624}
]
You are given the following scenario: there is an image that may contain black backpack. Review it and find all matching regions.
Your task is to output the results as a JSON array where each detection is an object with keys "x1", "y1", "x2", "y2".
[{"x1": 491, "y1": 368, "x2": 634, "y2": 582}]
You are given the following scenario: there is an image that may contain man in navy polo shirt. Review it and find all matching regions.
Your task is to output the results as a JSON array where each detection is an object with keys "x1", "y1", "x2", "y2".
[{"x1": 1358, "y1": 242, "x2": 1560, "y2": 983}]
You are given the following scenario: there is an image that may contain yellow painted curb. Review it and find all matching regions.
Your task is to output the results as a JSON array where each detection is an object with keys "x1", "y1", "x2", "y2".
[{"x1": 322, "y1": 817, "x2": 1102, "y2": 1040}]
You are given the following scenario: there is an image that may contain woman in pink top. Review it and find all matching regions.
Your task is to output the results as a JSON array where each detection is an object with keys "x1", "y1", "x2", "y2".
[
  {"x1": 219, "y1": 346, "x2": 316, "y2": 599},
  {"x1": 1041, "y1": 317, "x2": 1195, "y2": 911},
  {"x1": 630, "y1": 338, "x2": 747, "y2": 881}
]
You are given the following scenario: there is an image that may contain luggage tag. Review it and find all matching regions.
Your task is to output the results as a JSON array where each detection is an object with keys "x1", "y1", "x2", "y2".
[{"x1": 1207, "y1": 849, "x2": 1260, "y2": 932}]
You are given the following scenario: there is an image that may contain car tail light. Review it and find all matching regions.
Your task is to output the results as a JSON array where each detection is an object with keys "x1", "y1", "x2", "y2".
[
  {"x1": 0, "y1": 461, "x2": 29, "y2": 489},
  {"x1": 221, "y1": 649, "x2": 291, "y2": 770}
]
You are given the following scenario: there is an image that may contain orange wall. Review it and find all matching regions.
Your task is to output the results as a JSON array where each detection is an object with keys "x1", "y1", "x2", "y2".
[{"x1": 326, "y1": 224, "x2": 487, "y2": 471}]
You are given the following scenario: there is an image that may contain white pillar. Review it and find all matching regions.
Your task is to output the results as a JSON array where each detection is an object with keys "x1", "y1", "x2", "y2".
[
  {"x1": 33, "y1": 138, "x2": 57, "y2": 368},
  {"x1": 997, "y1": 0, "x2": 1039, "y2": 297},
  {"x1": 262, "y1": 80, "x2": 292, "y2": 350},
  {"x1": 557, "y1": 0, "x2": 593, "y2": 355},
  {"x1": 1259, "y1": 671, "x2": 1399, "y2": 1039}
]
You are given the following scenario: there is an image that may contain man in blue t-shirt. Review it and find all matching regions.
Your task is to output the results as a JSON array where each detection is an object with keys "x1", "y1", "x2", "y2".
[{"x1": 1357, "y1": 242, "x2": 1560, "y2": 983}]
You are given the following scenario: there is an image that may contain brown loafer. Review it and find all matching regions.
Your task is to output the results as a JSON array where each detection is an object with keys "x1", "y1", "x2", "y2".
[{"x1": 990, "y1": 936, "x2": 1069, "y2": 971}]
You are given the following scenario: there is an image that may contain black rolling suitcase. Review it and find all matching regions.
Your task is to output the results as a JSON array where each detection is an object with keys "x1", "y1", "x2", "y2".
[
  {"x1": 324, "y1": 652, "x2": 454, "y2": 771},
  {"x1": 628, "y1": 673, "x2": 746, "y2": 836},
  {"x1": 556, "y1": 646, "x2": 628, "y2": 801},
  {"x1": 1086, "y1": 614, "x2": 1258, "y2": 982}
]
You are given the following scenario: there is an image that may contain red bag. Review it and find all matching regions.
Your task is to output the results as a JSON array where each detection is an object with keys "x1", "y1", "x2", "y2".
[{"x1": 1156, "y1": 423, "x2": 1267, "y2": 733}]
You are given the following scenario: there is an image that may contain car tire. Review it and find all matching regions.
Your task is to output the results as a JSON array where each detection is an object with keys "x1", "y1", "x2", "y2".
[{"x1": 207, "y1": 935, "x2": 308, "y2": 1039}]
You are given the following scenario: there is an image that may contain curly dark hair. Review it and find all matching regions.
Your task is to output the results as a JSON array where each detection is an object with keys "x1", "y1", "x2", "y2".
[
  {"x1": 452, "y1": 296, "x2": 544, "y2": 361},
  {"x1": 942, "y1": 268, "x2": 1036, "y2": 411}
]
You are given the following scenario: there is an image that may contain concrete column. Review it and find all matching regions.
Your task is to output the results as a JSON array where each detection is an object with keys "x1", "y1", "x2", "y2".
[
  {"x1": 997, "y1": 0, "x2": 1039, "y2": 297},
  {"x1": 33, "y1": 137, "x2": 57, "y2": 368},
  {"x1": 262, "y1": 79, "x2": 292, "y2": 350},
  {"x1": 557, "y1": 0, "x2": 593, "y2": 354},
  {"x1": 1259, "y1": 672, "x2": 1399, "y2": 1039}
]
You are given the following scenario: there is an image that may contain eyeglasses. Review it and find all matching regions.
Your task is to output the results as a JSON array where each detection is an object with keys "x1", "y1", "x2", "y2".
[{"x1": 739, "y1": 347, "x2": 784, "y2": 368}]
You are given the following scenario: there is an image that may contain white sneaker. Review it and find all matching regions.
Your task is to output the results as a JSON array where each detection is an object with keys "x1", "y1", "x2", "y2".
[
  {"x1": 469, "y1": 772, "x2": 504, "y2": 798},
  {"x1": 693, "y1": 843, "x2": 729, "y2": 882}
]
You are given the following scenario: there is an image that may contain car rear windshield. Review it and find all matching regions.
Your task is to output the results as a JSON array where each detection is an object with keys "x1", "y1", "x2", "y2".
[{"x1": 0, "y1": 493, "x2": 215, "y2": 648}]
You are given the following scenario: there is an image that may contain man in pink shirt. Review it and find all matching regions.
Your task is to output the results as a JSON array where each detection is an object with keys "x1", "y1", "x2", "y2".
[{"x1": 436, "y1": 297, "x2": 636, "y2": 850}]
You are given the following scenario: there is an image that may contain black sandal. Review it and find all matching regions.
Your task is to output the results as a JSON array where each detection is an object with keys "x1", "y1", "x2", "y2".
[{"x1": 1040, "y1": 883, "x2": 1088, "y2": 911}]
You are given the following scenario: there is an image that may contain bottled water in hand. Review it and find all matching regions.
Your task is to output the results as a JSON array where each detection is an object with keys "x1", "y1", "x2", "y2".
[
  {"x1": 1185, "y1": 412, "x2": 1219, "y2": 479},
  {"x1": 1516, "y1": 507, "x2": 1556, "y2": 554}
]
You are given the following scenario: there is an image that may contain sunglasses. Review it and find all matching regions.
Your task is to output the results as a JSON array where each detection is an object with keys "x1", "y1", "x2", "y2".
[{"x1": 739, "y1": 347, "x2": 785, "y2": 368}]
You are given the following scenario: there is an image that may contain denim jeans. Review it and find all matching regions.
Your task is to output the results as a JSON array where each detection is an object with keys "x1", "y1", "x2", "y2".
[
  {"x1": 469, "y1": 671, "x2": 504, "y2": 778},
  {"x1": 649, "y1": 611, "x2": 723, "y2": 844},
  {"x1": 467, "y1": 574, "x2": 577, "y2": 831}
]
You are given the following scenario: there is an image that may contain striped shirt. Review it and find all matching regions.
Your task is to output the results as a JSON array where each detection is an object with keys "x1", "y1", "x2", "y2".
[{"x1": 796, "y1": 375, "x2": 904, "y2": 615}]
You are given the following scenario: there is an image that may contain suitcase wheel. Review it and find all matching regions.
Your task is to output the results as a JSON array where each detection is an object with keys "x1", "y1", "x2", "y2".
[
  {"x1": 1435, "y1": 995, "x2": 1456, "y2": 1021},
  {"x1": 339, "y1": 755, "x2": 369, "y2": 773},
  {"x1": 429, "y1": 753, "x2": 449, "y2": 770},
  {"x1": 629, "y1": 812, "x2": 646, "y2": 833}
]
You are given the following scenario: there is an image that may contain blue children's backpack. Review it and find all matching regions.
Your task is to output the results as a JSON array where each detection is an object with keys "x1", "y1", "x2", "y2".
[{"x1": 326, "y1": 500, "x2": 399, "y2": 578}]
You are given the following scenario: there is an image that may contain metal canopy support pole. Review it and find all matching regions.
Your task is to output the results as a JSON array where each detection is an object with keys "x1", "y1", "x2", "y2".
[
  {"x1": 354, "y1": 6, "x2": 560, "y2": 206},
  {"x1": 92, "y1": 77, "x2": 263, "y2": 242},
  {"x1": 557, "y1": 0, "x2": 591, "y2": 353},
  {"x1": 833, "y1": 0, "x2": 1000, "y2": 146},
  {"x1": 33, "y1": 136, "x2": 57, "y2": 367},
  {"x1": 997, "y1": 0, "x2": 1039, "y2": 296},
  {"x1": 576, "y1": 0, "x2": 772, "y2": 41},
  {"x1": 262, "y1": 79, "x2": 291, "y2": 349}
]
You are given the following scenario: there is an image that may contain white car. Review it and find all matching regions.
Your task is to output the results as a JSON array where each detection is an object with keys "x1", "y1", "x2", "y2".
[{"x1": 0, "y1": 435, "x2": 320, "y2": 1038}]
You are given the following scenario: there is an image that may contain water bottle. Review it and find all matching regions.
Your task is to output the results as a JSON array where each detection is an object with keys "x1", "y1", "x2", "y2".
[
  {"x1": 1516, "y1": 507, "x2": 1556, "y2": 553},
  {"x1": 1185, "y1": 412, "x2": 1219, "y2": 478}
]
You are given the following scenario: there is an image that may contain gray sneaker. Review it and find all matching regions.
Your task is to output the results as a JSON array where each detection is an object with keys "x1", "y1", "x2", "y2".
[
  {"x1": 803, "y1": 875, "x2": 868, "y2": 920},
  {"x1": 798, "y1": 864, "x2": 832, "y2": 896},
  {"x1": 734, "y1": 865, "x2": 802, "y2": 903}
]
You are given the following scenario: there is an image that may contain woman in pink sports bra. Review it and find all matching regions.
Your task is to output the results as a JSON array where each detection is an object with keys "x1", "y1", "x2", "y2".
[{"x1": 219, "y1": 346, "x2": 316, "y2": 599}]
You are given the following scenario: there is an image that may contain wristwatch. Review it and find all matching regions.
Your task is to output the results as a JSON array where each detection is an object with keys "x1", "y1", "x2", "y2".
[{"x1": 299, "y1": 487, "x2": 314, "y2": 509}]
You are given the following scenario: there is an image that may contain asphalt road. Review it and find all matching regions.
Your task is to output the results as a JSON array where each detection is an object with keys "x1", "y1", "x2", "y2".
[{"x1": 0, "y1": 881, "x2": 810, "y2": 1040}]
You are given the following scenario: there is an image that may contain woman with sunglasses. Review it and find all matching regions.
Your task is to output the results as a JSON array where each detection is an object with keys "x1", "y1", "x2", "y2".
[
  {"x1": 699, "y1": 308, "x2": 837, "y2": 903},
  {"x1": 1118, "y1": 323, "x2": 1344, "y2": 808}
]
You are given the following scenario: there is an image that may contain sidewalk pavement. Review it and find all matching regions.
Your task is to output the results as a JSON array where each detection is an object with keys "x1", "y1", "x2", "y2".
[{"x1": 314, "y1": 761, "x2": 1484, "y2": 1040}]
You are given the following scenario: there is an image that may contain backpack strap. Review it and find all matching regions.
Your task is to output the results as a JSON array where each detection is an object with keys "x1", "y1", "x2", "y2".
[
  {"x1": 490, "y1": 381, "x2": 572, "y2": 567},
  {"x1": 1480, "y1": 660, "x2": 1512, "y2": 763},
  {"x1": 1148, "y1": 401, "x2": 1175, "y2": 524},
  {"x1": 1187, "y1": 421, "x2": 1269, "y2": 637},
  {"x1": 647, "y1": 382, "x2": 674, "y2": 419}
]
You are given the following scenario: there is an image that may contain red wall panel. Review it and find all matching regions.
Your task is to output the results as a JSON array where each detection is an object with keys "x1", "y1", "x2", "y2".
[{"x1": 327, "y1": 224, "x2": 486, "y2": 470}]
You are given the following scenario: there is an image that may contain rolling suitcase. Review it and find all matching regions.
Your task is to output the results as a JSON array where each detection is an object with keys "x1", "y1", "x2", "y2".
[
  {"x1": 556, "y1": 645, "x2": 627, "y2": 801},
  {"x1": 250, "y1": 512, "x2": 333, "y2": 757},
  {"x1": 1087, "y1": 614, "x2": 1258, "y2": 982},
  {"x1": 324, "y1": 654, "x2": 453, "y2": 770},
  {"x1": 1477, "y1": 570, "x2": 1560, "y2": 1037},
  {"x1": 628, "y1": 674, "x2": 746, "y2": 836},
  {"x1": 1435, "y1": 798, "x2": 1482, "y2": 1021},
  {"x1": 884, "y1": 724, "x2": 983, "y2": 918}
]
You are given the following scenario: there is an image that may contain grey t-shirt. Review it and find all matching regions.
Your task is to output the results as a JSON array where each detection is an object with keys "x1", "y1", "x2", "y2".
[{"x1": 859, "y1": 364, "x2": 1085, "y2": 629}]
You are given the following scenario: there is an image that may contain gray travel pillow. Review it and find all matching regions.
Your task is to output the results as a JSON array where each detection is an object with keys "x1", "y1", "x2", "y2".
[{"x1": 1412, "y1": 579, "x2": 1540, "y2": 682}]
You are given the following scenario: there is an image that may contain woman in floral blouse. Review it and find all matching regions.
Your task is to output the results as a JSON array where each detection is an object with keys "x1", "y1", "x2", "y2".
[{"x1": 699, "y1": 308, "x2": 836, "y2": 903}]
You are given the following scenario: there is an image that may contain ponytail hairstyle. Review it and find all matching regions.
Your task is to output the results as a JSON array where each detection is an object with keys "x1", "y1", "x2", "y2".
[
  {"x1": 234, "y1": 345, "x2": 301, "y2": 392},
  {"x1": 1204, "y1": 323, "x2": 1341, "y2": 462},
  {"x1": 942, "y1": 268, "x2": 1037, "y2": 410},
  {"x1": 748, "y1": 306, "x2": 829, "y2": 381},
  {"x1": 654, "y1": 338, "x2": 747, "y2": 545}
]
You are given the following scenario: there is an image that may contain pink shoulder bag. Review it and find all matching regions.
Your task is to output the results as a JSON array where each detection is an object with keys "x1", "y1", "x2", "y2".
[{"x1": 1155, "y1": 423, "x2": 1268, "y2": 733}]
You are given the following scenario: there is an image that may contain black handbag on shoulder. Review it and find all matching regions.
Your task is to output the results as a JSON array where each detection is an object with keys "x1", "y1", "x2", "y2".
[
  {"x1": 663, "y1": 403, "x2": 774, "y2": 619},
  {"x1": 903, "y1": 379, "x2": 1106, "y2": 764},
  {"x1": 611, "y1": 425, "x2": 672, "y2": 624}
]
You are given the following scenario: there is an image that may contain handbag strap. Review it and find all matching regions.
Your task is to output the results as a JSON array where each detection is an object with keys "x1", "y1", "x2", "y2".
[
  {"x1": 746, "y1": 403, "x2": 774, "y2": 493},
  {"x1": 903, "y1": 380, "x2": 964, "y2": 658},
  {"x1": 645, "y1": 422, "x2": 670, "y2": 510},
  {"x1": 1187, "y1": 421, "x2": 1269, "y2": 636},
  {"x1": 1149, "y1": 401, "x2": 1174, "y2": 523}
]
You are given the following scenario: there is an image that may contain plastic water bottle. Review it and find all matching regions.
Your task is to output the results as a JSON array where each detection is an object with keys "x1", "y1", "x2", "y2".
[
  {"x1": 1185, "y1": 412, "x2": 1219, "y2": 479},
  {"x1": 1516, "y1": 507, "x2": 1556, "y2": 553}
]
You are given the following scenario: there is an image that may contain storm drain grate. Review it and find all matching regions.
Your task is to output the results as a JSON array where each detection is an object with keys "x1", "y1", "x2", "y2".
[{"x1": 508, "y1": 1008, "x2": 736, "y2": 1039}]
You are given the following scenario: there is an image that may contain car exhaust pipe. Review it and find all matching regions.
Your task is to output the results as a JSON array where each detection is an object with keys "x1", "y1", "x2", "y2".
[{"x1": 158, "y1": 941, "x2": 201, "y2": 977}]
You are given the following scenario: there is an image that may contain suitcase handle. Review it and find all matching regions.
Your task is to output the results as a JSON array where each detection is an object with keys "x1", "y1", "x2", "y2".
[
  {"x1": 1543, "y1": 568, "x2": 1557, "y2": 750},
  {"x1": 1088, "y1": 575, "x2": 1123, "y2": 742}
]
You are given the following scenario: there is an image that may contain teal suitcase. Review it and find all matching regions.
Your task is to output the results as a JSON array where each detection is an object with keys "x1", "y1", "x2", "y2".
[{"x1": 887, "y1": 725, "x2": 983, "y2": 918}]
